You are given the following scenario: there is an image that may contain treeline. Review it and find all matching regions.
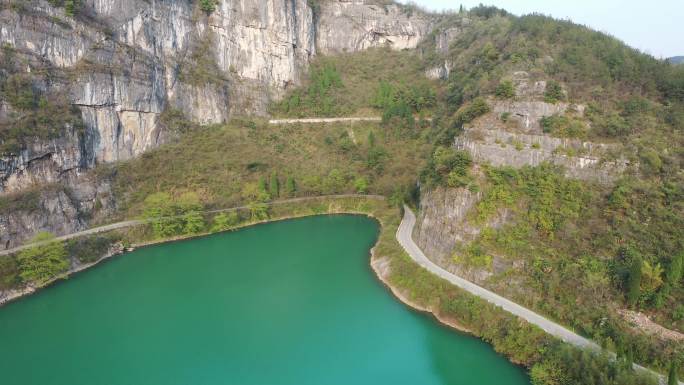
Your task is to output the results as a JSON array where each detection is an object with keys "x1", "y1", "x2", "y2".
[{"x1": 0, "y1": 231, "x2": 120, "y2": 292}]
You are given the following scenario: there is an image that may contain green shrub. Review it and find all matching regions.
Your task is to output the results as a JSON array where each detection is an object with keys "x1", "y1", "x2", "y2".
[
  {"x1": 199, "y1": 0, "x2": 217, "y2": 13},
  {"x1": 66, "y1": 235, "x2": 118, "y2": 264},
  {"x1": 544, "y1": 81, "x2": 565, "y2": 103},
  {"x1": 17, "y1": 232, "x2": 69, "y2": 285},
  {"x1": 495, "y1": 80, "x2": 516, "y2": 99}
]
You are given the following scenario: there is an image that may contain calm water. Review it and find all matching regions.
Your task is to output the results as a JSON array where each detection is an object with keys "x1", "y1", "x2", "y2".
[{"x1": 0, "y1": 215, "x2": 530, "y2": 385}]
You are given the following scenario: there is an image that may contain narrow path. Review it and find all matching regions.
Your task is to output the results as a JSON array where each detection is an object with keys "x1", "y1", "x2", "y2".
[
  {"x1": 396, "y1": 205, "x2": 675, "y2": 385},
  {"x1": 0, "y1": 194, "x2": 384, "y2": 257},
  {"x1": 268, "y1": 117, "x2": 382, "y2": 124}
]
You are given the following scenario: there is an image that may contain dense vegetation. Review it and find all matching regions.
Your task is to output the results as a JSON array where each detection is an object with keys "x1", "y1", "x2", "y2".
[
  {"x1": 16, "y1": 232, "x2": 69, "y2": 285},
  {"x1": 275, "y1": 48, "x2": 440, "y2": 119},
  {"x1": 104, "y1": 115, "x2": 427, "y2": 219},
  {"x1": 1, "y1": 2, "x2": 683, "y2": 383}
]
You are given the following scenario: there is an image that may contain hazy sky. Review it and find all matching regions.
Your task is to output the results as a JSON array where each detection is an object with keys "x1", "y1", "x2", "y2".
[{"x1": 399, "y1": 0, "x2": 681, "y2": 58}]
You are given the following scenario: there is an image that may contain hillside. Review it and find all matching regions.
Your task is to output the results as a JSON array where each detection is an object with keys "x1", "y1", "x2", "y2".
[{"x1": 1, "y1": 2, "x2": 683, "y2": 384}]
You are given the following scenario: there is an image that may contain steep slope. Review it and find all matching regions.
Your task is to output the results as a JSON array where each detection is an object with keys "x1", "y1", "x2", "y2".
[
  {"x1": 409, "y1": 7, "x2": 683, "y2": 379},
  {"x1": 0, "y1": 0, "x2": 433, "y2": 245},
  {"x1": 0, "y1": 0, "x2": 432, "y2": 191}
]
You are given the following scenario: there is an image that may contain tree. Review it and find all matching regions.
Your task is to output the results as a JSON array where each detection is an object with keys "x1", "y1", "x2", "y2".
[
  {"x1": 495, "y1": 80, "x2": 516, "y2": 99},
  {"x1": 177, "y1": 191, "x2": 202, "y2": 212},
  {"x1": 371, "y1": 80, "x2": 394, "y2": 109},
  {"x1": 143, "y1": 192, "x2": 181, "y2": 237},
  {"x1": 269, "y1": 171, "x2": 280, "y2": 199},
  {"x1": 258, "y1": 176, "x2": 269, "y2": 199},
  {"x1": 544, "y1": 81, "x2": 565, "y2": 103},
  {"x1": 199, "y1": 0, "x2": 217, "y2": 13},
  {"x1": 665, "y1": 252, "x2": 684, "y2": 291},
  {"x1": 183, "y1": 210, "x2": 205, "y2": 234},
  {"x1": 354, "y1": 176, "x2": 369, "y2": 194},
  {"x1": 640, "y1": 260, "x2": 664, "y2": 294},
  {"x1": 285, "y1": 176, "x2": 296, "y2": 197},
  {"x1": 530, "y1": 361, "x2": 563, "y2": 385},
  {"x1": 211, "y1": 212, "x2": 239, "y2": 232},
  {"x1": 17, "y1": 232, "x2": 68, "y2": 285},
  {"x1": 669, "y1": 360, "x2": 679, "y2": 385},
  {"x1": 323, "y1": 169, "x2": 345, "y2": 194},
  {"x1": 64, "y1": 0, "x2": 77, "y2": 16},
  {"x1": 367, "y1": 130, "x2": 376, "y2": 148},
  {"x1": 627, "y1": 254, "x2": 643, "y2": 307},
  {"x1": 249, "y1": 202, "x2": 269, "y2": 220}
]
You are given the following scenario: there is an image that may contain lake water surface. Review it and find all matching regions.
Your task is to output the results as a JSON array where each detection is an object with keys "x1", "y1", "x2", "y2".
[{"x1": 0, "y1": 215, "x2": 530, "y2": 385}]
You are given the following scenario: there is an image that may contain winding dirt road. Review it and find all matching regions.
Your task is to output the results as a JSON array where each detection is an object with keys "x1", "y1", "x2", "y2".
[{"x1": 396, "y1": 205, "x2": 675, "y2": 385}]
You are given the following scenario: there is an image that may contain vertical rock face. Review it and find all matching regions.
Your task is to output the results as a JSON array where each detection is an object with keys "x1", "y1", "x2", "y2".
[
  {"x1": 316, "y1": 1, "x2": 433, "y2": 54},
  {"x1": 453, "y1": 127, "x2": 629, "y2": 183},
  {"x1": 0, "y1": 176, "x2": 116, "y2": 248},
  {"x1": 0, "y1": 0, "x2": 435, "y2": 245},
  {"x1": 1, "y1": 0, "x2": 433, "y2": 193},
  {"x1": 413, "y1": 187, "x2": 482, "y2": 262}
]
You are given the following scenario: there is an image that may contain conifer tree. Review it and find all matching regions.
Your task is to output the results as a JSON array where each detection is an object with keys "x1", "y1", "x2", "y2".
[
  {"x1": 285, "y1": 176, "x2": 296, "y2": 197},
  {"x1": 269, "y1": 171, "x2": 279, "y2": 199},
  {"x1": 669, "y1": 360, "x2": 679, "y2": 385},
  {"x1": 627, "y1": 254, "x2": 643, "y2": 307}
]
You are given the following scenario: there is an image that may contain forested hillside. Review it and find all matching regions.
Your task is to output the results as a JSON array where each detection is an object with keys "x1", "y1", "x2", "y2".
[{"x1": 1, "y1": 2, "x2": 682, "y2": 384}]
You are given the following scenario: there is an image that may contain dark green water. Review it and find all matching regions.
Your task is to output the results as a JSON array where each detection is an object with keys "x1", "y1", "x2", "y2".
[{"x1": 0, "y1": 215, "x2": 530, "y2": 385}]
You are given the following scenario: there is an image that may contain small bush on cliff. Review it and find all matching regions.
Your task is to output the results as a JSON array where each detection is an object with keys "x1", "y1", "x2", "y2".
[
  {"x1": 544, "y1": 81, "x2": 565, "y2": 103},
  {"x1": 198, "y1": 0, "x2": 217, "y2": 13},
  {"x1": 17, "y1": 232, "x2": 69, "y2": 285},
  {"x1": 495, "y1": 80, "x2": 516, "y2": 99}
]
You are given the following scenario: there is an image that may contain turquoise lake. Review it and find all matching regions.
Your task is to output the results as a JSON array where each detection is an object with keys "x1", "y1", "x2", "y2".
[{"x1": 0, "y1": 215, "x2": 530, "y2": 385}]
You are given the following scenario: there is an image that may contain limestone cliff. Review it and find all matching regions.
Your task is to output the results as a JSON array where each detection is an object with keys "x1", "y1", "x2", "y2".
[{"x1": 0, "y1": 0, "x2": 432, "y2": 247}]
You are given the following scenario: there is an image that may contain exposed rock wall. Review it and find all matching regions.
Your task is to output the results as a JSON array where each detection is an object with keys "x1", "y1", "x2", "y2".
[
  {"x1": 413, "y1": 186, "x2": 481, "y2": 261},
  {"x1": 413, "y1": 186, "x2": 512, "y2": 283},
  {"x1": 317, "y1": 1, "x2": 433, "y2": 54},
  {"x1": 0, "y1": 176, "x2": 115, "y2": 248},
  {"x1": 1, "y1": 0, "x2": 433, "y2": 193},
  {"x1": 0, "y1": 0, "x2": 434, "y2": 246},
  {"x1": 454, "y1": 127, "x2": 629, "y2": 183}
]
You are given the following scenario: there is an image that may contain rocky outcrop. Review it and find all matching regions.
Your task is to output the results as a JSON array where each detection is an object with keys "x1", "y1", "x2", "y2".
[
  {"x1": 0, "y1": 128, "x2": 85, "y2": 193},
  {"x1": 413, "y1": 187, "x2": 481, "y2": 261},
  {"x1": 455, "y1": 127, "x2": 629, "y2": 183},
  {"x1": 413, "y1": 186, "x2": 513, "y2": 283},
  {"x1": 0, "y1": 0, "x2": 435, "y2": 244},
  {"x1": 317, "y1": 2, "x2": 433, "y2": 54},
  {"x1": 0, "y1": 176, "x2": 115, "y2": 249},
  {"x1": 1, "y1": 0, "x2": 433, "y2": 194}
]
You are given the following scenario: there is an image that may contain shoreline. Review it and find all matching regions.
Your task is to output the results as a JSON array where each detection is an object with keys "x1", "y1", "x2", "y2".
[
  {"x1": 0, "y1": 205, "x2": 472, "y2": 339},
  {"x1": 369, "y1": 252, "x2": 473, "y2": 335},
  {"x1": 0, "y1": 208, "x2": 379, "y2": 308},
  {"x1": 0, "y1": 204, "x2": 531, "y2": 373}
]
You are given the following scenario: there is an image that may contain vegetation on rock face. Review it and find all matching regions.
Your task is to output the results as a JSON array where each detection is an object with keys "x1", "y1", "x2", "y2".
[
  {"x1": 47, "y1": 0, "x2": 81, "y2": 17},
  {"x1": 275, "y1": 48, "x2": 439, "y2": 118},
  {"x1": 16, "y1": 232, "x2": 69, "y2": 285},
  {"x1": 0, "y1": 45, "x2": 84, "y2": 155},
  {"x1": 198, "y1": 0, "x2": 217, "y2": 13}
]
